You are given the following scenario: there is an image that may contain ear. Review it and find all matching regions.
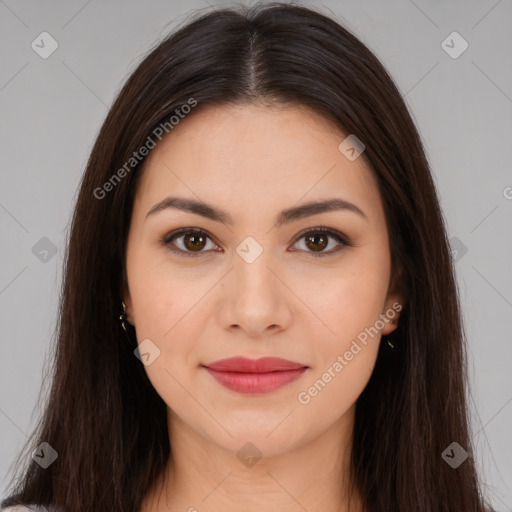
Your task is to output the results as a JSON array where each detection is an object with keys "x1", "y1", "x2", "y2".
[
  {"x1": 381, "y1": 264, "x2": 406, "y2": 336},
  {"x1": 121, "y1": 276, "x2": 134, "y2": 325}
]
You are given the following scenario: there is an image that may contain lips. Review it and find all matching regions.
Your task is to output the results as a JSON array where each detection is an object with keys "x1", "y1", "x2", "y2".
[
  {"x1": 205, "y1": 356, "x2": 307, "y2": 372},
  {"x1": 202, "y1": 356, "x2": 309, "y2": 394}
]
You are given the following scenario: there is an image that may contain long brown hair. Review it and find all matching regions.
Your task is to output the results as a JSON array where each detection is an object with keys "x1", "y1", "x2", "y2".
[{"x1": 2, "y1": 3, "x2": 490, "y2": 511}]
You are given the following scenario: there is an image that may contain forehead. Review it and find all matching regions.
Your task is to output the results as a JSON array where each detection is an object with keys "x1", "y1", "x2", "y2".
[{"x1": 134, "y1": 102, "x2": 382, "y2": 225}]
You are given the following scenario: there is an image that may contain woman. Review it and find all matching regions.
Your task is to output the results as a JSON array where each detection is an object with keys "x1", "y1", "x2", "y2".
[{"x1": 1, "y1": 2, "x2": 492, "y2": 511}]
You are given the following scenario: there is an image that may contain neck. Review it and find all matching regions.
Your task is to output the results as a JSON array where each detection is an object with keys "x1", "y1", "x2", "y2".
[{"x1": 141, "y1": 405, "x2": 364, "y2": 512}]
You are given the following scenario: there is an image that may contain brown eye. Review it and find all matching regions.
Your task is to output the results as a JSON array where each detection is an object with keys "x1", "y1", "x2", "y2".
[
  {"x1": 291, "y1": 228, "x2": 351, "y2": 257},
  {"x1": 183, "y1": 232, "x2": 207, "y2": 252},
  {"x1": 162, "y1": 226, "x2": 351, "y2": 258},
  {"x1": 304, "y1": 232, "x2": 329, "y2": 252},
  {"x1": 163, "y1": 228, "x2": 218, "y2": 257}
]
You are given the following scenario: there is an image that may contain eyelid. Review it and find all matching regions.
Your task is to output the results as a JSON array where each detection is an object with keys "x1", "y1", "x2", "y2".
[
  {"x1": 161, "y1": 225, "x2": 352, "y2": 258},
  {"x1": 291, "y1": 226, "x2": 351, "y2": 246}
]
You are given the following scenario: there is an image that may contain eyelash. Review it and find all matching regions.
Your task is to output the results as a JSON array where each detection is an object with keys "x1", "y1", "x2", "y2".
[{"x1": 161, "y1": 226, "x2": 353, "y2": 258}]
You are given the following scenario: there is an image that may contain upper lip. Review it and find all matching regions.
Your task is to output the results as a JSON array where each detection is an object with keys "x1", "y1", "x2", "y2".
[{"x1": 203, "y1": 356, "x2": 308, "y2": 373}]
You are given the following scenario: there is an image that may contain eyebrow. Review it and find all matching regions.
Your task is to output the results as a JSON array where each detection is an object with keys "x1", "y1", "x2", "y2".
[{"x1": 145, "y1": 196, "x2": 368, "y2": 226}]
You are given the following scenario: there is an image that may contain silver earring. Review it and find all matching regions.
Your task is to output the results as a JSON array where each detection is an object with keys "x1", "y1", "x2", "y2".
[
  {"x1": 119, "y1": 300, "x2": 130, "y2": 331},
  {"x1": 386, "y1": 318, "x2": 399, "y2": 349}
]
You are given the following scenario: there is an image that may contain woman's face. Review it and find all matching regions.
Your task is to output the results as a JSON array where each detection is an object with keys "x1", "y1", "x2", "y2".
[{"x1": 123, "y1": 102, "x2": 402, "y2": 457}]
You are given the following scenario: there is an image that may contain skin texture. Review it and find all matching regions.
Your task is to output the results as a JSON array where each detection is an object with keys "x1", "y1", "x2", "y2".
[{"x1": 123, "y1": 103, "x2": 403, "y2": 512}]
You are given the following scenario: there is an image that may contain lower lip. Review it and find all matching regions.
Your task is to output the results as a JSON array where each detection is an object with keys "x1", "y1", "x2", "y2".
[{"x1": 204, "y1": 367, "x2": 308, "y2": 394}]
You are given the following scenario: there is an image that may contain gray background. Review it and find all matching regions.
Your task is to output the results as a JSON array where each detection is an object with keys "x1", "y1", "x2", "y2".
[{"x1": 1, "y1": 0, "x2": 511, "y2": 509}]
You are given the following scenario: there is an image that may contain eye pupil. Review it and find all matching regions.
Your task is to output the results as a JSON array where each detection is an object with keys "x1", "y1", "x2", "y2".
[
  {"x1": 184, "y1": 233, "x2": 207, "y2": 251},
  {"x1": 305, "y1": 233, "x2": 328, "y2": 252}
]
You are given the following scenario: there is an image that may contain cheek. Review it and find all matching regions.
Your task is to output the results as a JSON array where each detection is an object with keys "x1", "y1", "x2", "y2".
[
  {"x1": 126, "y1": 246, "x2": 221, "y2": 395},
  {"x1": 127, "y1": 244, "x2": 203, "y2": 337},
  {"x1": 309, "y1": 264, "x2": 390, "y2": 350},
  {"x1": 296, "y1": 273, "x2": 386, "y2": 415},
  {"x1": 299, "y1": 256, "x2": 389, "y2": 409},
  {"x1": 126, "y1": 249, "x2": 205, "y2": 408}
]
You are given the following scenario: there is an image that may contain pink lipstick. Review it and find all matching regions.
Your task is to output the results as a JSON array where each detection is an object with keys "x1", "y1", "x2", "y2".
[{"x1": 202, "y1": 356, "x2": 308, "y2": 394}]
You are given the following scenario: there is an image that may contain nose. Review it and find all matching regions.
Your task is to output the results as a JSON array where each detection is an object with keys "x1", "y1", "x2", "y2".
[{"x1": 217, "y1": 251, "x2": 293, "y2": 339}]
